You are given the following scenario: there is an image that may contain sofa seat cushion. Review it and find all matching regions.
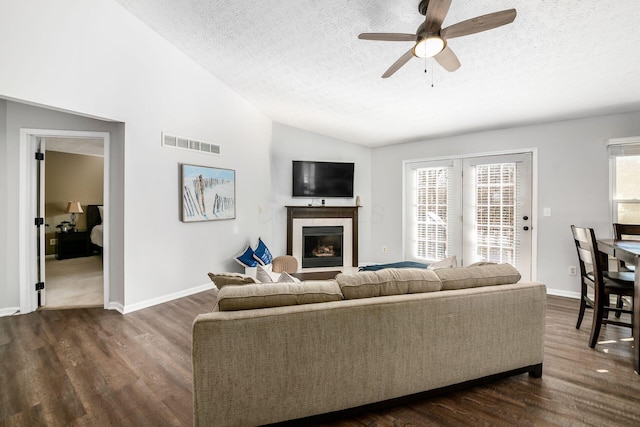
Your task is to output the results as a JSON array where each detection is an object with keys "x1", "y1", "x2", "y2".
[
  {"x1": 336, "y1": 268, "x2": 442, "y2": 299},
  {"x1": 435, "y1": 263, "x2": 521, "y2": 290},
  {"x1": 207, "y1": 272, "x2": 258, "y2": 289},
  {"x1": 214, "y1": 280, "x2": 343, "y2": 311}
]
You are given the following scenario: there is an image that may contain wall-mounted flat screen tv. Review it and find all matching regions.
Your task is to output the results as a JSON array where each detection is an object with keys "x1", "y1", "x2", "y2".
[{"x1": 292, "y1": 160, "x2": 354, "y2": 198}]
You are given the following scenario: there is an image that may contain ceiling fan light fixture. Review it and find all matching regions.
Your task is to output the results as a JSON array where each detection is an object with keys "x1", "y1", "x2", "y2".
[{"x1": 413, "y1": 36, "x2": 445, "y2": 58}]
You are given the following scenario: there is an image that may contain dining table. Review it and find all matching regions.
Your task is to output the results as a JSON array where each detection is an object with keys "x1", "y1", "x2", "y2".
[{"x1": 597, "y1": 238, "x2": 640, "y2": 374}]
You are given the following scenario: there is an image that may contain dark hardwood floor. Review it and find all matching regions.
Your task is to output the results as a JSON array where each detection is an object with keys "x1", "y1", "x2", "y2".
[{"x1": 2, "y1": 293, "x2": 640, "y2": 426}]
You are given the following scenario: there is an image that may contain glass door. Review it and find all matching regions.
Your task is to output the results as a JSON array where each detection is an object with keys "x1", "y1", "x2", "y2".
[
  {"x1": 462, "y1": 153, "x2": 532, "y2": 280},
  {"x1": 405, "y1": 152, "x2": 533, "y2": 280}
]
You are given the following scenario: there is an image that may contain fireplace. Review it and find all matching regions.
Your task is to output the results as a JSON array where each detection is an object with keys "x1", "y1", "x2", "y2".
[
  {"x1": 302, "y1": 226, "x2": 343, "y2": 268},
  {"x1": 287, "y1": 206, "x2": 359, "y2": 271}
]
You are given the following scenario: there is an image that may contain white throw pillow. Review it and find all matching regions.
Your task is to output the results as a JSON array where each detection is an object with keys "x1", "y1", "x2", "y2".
[
  {"x1": 428, "y1": 255, "x2": 457, "y2": 270},
  {"x1": 277, "y1": 272, "x2": 301, "y2": 283},
  {"x1": 256, "y1": 264, "x2": 281, "y2": 283}
]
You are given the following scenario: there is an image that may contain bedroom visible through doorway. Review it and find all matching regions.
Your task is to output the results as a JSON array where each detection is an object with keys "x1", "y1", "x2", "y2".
[{"x1": 41, "y1": 138, "x2": 105, "y2": 309}]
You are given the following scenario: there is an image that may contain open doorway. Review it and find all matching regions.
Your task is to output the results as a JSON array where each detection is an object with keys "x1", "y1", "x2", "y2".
[
  {"x1": 42, "y1": 138, "x2": 104, "y2": 309},
  {"x1": 19, "y1": 129, "x2": 110, "y2": 313}
]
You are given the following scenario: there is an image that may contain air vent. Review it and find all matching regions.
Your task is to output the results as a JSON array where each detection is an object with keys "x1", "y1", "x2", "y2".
[{"x1": 162, "y1": 132, "x2": 220, "y2": 155}]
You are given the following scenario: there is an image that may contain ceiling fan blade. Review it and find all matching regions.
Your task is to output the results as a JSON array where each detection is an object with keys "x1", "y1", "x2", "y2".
[
  {"x1": 424, "y1": 0, "x2": 452, "y2": 33},
  {"x1": 382, "y1": 49, "x2": 415, "y2": 78},
  {"x1": 358, "y1": 33, "x2": 417, "y2": 42},
  {"x1": 441, "y1": 9, "x2": 517, "y2": 39},
  {"x1": 434, "y1": 46, "x2": 461, "y2": 72}
]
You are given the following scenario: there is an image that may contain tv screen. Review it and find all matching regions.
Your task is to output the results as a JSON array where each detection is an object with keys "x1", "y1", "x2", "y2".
[{"x1": 292, "y1": 161, "x2": 354, "y2": 198}]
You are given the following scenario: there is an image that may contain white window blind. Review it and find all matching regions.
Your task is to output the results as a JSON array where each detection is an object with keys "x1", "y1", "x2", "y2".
[
  {"x1": 416, "y1": 167, "x2": 449, "y2": 260},
  {"x1": 474, "y1": 163, "x2": 517, "y2": 265},
  {"x1": 608, "y1": 139, "x2": 640, "y2": 223},
  {"x1": 405, "y1": 159, "x2": 461, "y2": 262}
]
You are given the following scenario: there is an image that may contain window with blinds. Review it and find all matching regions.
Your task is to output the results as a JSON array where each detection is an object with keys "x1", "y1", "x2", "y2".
[
  {"x1": 405, "y1": 159, "x2": 461, "y2": 263},
  {"x1": 415, "y1": 167, "x2": 449, "y2": 260},
  {"x1": 474, "y1": 163, "x2": 516, "y2": 264},
  {"x1": 608, "y1": 140, "x2": 640, "y2": 223}
]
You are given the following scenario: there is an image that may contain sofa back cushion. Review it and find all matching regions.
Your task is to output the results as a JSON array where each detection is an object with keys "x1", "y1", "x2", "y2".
[
  {"x1": 435, "y1": 263, "x2": 521, "y2": 290},
  {"x1": 336, "y1": 268, "x2": 442, "y2": 299},
  {"x1": 214, "y1": 280, "x2": 343, "y2": 311}
]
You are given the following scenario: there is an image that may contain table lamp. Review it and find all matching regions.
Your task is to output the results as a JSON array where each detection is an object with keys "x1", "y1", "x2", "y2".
[{"x1": 65, "y1": 201, "x2": 83, "y2": 229}]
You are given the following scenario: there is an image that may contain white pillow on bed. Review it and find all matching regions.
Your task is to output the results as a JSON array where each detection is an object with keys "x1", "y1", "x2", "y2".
[{"x1": 98, "y1": 206, "x2": 104, "y2": 223}]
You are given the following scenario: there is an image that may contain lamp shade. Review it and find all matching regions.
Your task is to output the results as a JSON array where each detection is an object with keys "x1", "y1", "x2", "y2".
[{"x1": 64, "y1": 201, "x2": 84, "y2": 214}]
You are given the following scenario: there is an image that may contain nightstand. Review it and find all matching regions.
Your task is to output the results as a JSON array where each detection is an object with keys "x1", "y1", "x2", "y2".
[{"x1": 56, "y1": 231, "x2": 91, "y2": 260}]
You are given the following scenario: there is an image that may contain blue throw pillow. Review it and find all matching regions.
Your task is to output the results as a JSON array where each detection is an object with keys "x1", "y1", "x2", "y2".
[
  {"x1": 253, "y1": 238, "x2": 273, "y2": 266},
  {"x1": 234, "y1": 244, "x2": 258, "y2": 268}
]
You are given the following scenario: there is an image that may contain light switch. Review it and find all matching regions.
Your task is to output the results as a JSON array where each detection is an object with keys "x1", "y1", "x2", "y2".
[{"x1": 543, "y1": 208, "x2": 551, "y2": 217}]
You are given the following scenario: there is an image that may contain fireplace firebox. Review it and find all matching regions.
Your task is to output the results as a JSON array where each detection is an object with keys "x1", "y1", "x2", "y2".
[{"x1": 302, "y1": 226, "x2": 343, "y2": 268}]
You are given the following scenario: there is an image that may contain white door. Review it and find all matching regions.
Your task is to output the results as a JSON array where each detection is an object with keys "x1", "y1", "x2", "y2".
[
  {"x1": 35, "y1": 136, "x2": 47, "y2": 306},
  {"x1": 462, "y1": 153, "x2": 532, "y2": 280},
  {"x1": 404, "y1": 152, "x2": 533, "y2": 280}
]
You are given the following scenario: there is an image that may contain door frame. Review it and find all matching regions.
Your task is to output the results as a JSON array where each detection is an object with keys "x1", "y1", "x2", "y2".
[
  {"x1": 402, "y1": 147, "x2": 539, "y2": 281},
  {"x1": 19, "y1": 128, "x2": 110, "y2": 314}
]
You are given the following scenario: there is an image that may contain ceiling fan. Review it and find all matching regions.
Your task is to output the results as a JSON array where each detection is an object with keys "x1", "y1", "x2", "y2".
[{"x1": 358, "y1": 0, "x2": 517, "y2": 78}]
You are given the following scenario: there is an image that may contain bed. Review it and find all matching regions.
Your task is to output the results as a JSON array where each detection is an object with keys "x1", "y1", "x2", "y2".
[{"x1": 86, "y1": 204, "x2": 104, "y2": 254}]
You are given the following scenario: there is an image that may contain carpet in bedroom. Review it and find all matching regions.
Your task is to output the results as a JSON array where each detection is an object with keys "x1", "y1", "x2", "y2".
[{"x1": 43, "y1": 255, "x2": 103, "y2": 309}]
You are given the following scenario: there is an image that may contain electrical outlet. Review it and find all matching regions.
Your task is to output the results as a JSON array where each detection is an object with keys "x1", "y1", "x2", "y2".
[
  {"x1": 50, "y1": 238, "x2": 57, "y2": 246},
  {"x1": 382, "y1": 246, "x2": 388, "y2": 253},
  {"x1": 568, "y1": 265, "x2": 577, "y2": 276}
]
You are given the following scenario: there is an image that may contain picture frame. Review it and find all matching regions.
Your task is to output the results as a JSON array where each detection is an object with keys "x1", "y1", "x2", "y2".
[{"x1": 181, "y1": 163, "x2": 236, "y2": 222}]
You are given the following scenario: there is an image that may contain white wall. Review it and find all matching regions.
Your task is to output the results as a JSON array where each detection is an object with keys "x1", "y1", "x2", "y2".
[
  {"x1": 271, "y1": 123, "x2": 373, "y2": 261},
  {"x1": 370, "y1": 111, "x2": 640, "y2": 296},
  {"x1": 0, "y1": 0, "x2": 272, "y2": 312}
]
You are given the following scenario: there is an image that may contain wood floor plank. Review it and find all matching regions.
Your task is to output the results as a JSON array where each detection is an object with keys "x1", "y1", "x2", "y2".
[{"x1": 2, "y1": 294, "x2": 640, "y2": 426}]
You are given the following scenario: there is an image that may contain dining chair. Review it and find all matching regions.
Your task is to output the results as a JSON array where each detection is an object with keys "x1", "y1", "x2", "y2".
[
  {"x1": 613, "y1": 223, "x2": 640, "y2": 272},
  {"x1": 571, "y1": 225, "x2": 634, "y2": 348},
  {"x1": 612, "y1": 223, "x2": 640, "y2": 316}
]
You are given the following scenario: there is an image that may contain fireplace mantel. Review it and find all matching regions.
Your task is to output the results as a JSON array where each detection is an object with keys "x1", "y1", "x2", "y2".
[{"x1": 286, "y1": 206, "x2": 359, "y2": 267}]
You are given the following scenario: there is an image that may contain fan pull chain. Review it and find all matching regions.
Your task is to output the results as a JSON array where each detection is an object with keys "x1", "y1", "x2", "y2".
[
  {"x1": 424, "y1": 59, "x2": 435, "y2": 88},
  {"x1": 431, "y1": 62, "x2": 435, "y2": 88}
]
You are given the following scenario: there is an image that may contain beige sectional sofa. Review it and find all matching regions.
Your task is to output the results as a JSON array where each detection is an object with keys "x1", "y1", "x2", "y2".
[{"x1": 193, "y1": 264, "x2": 546, "y2": 426}]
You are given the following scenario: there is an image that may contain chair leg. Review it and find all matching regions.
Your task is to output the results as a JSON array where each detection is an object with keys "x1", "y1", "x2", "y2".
[
  {"x1": 589, "y1": 302, "x2": 605, "y2": 348},
  {"x1": 615, "y1": 295, "x2": 623, "y2": 318},
  {"x1": 576, "y1": 285, "x2": 587, "y2": 329},
  {"x1": 632, "y1": 297, "x2": 635, "y2": 338},
  {"x1": 603, "y1": 296, "x2": 611, "y2": 320}
]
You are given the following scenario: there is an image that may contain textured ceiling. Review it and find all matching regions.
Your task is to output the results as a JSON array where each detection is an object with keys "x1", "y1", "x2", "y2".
[
  {"x1": 112, "y1": 0, "x2": 640, "y2": 147},
  {"x1": 45, "y1": 138, "x2": 104, "y2": 157}
]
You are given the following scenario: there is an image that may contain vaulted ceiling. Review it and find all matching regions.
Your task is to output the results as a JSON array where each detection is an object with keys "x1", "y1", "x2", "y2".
[{"x1": 113, "y1": 0, "x2": 640, "y2": 147}]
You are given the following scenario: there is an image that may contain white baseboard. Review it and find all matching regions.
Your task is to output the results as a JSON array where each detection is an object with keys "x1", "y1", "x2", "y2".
[
  {"x1": 546, "y1": 288, "x2": 580, "y2": 299},
  {"x1": 0, "y1": 307, "x2": 21, "y2": 317},
  {"x1": 122, "y1": 282, "x2": 215, "y2": 314},
  {"x1": 108, "y1": 302, "x2": 125, "y2": 314}
]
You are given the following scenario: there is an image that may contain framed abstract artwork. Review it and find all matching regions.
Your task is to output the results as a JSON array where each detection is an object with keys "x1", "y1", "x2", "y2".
[{"x1": 181, "y1": 164, "x2": 236, "y2": 222}]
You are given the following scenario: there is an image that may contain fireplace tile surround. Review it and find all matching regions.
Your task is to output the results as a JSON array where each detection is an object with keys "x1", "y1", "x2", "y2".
[{"x1": 286, "y1": 206, "x2": 359, "y2": 272}]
